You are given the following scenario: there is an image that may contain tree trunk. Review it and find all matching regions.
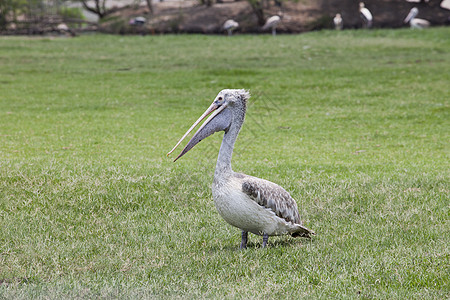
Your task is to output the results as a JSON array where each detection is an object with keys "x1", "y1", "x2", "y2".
[
  {"x1": 145, "y1": 0, "x2": 153, "y2": 14},
  {"x1": 200, "y1": 0, "x2": 213, "y2": 7},
  {"x1": 249, "y1": 0, "x2": 265, "y2": 26},
  {"x1": 80, "y1": 0, "x2": 106, "y2": 19}
]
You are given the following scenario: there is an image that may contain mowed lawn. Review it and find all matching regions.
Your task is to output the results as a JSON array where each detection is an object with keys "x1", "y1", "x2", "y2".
[{"x1": 0, "y1": 28, "x2": 449, "y2": 298}]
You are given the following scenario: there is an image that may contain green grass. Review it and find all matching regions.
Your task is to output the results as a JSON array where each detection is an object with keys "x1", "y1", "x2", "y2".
[{"x1": 0, "y1": 28, "x2": 449, "y2": 298}]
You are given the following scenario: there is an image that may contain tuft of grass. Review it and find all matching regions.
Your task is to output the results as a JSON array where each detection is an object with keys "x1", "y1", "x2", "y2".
[{"x1": 0, "y1": 28, "x2": 449, "y2": 298}]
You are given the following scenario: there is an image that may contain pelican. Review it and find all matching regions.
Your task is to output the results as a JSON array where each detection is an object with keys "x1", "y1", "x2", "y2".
[
  {"x1": 441, "y1": 0, "x2": 450, "y2": 10},
  {"x1": 223, "y1": 19, "x2": 239, "y2": 36},
  {"x1": 262, "y1": 15, "x2": 282, "y2": 36},
  {"x1": 57, "y1": 23, "x2": 69, "y2": 32},
  {"x1": 333, "y1": 13, "x2": 343, "y2": 30},
  {"x1": 129, "y1": 16, "x2": 146, "y2": 26},
  {"x1": 56, "y1": 23, "x2": 75, "y2": 36},
  {"x1": 167, "y1": 89, "x2": 315, "y2": 249},
  {"x1": 404, "y1": 7, "x2": 430, "y2": 29},
  {"x1": 359, "y1": 2, "x2": 373, "y2": 28}
]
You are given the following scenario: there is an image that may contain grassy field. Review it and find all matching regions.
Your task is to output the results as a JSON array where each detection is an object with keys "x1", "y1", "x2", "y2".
[{"x1": 0, "y1": 28, "x2": 449, "y2": 298}]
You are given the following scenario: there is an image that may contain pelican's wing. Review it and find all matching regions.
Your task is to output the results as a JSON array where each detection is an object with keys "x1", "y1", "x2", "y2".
[
  {"x1": 360, "y1": 8, "x2": 373, "y2": 21},
  {"x1": 241, "y1": 176, "x2": 301, "y2": 224},
  {"x1": 262, "y1": 16, "x2": 280, "y2": 30},
  {"x1": 223, "y1": 20, "x2": 234, "y2": 29},
  {"x1": 414, "y1": 18, "x2": 430, "y2": 27}
]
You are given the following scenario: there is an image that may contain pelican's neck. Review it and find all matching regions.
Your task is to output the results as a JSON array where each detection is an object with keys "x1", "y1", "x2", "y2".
[{"x1": 214, "y1": 104, "x2": 246, "y2": 179}]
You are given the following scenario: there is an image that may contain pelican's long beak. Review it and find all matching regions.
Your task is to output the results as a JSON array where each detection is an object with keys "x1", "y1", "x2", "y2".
[
  {"x1": 404, "y1": 10, "x2": 414, "y2": 23},
  {"x1": 167, "y1": 102, "x2": 231, "y2": 162}
]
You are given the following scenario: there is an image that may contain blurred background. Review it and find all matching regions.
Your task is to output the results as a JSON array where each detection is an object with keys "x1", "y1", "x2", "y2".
[{"x1": 0, "y1": 0, "x2": 449, "y2": 35}]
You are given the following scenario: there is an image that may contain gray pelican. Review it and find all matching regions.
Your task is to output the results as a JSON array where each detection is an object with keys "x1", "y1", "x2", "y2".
[
  {"x1": 167, "y1": 89, "x2": 315, "y2": 249},
  {"x1": 404, "y1": 7, "x2": 430, "y2": 29},
  {"x1": 262, "y1": 15, "x2": 282, "y2": 36},
  {"x1": 223, "y1": 19, "x2": 239, "y2": 36},
  {"x1": 359, "y1": 2, "x2": 373, "y2": 28},
  {"x1": 333, "y1": 13, "x2": 343, "y2": 30}
]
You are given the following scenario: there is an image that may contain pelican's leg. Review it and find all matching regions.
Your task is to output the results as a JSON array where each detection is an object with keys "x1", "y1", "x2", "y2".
[
  {"x1": 262, "y1": 233, "x2": 269, "y2": 248},
  {"x1": 240, "y1": 230, "x2": 248, "y2": 249},
  {"x1": 272, "y1": 28, "x2": 276, "y2": 36},
  {"x1": 228, "y1": 29, "x2": 231, "y2": 36}
]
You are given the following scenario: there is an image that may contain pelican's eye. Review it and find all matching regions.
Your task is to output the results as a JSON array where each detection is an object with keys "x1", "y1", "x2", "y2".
[{"x1": 215, "y1": 96, "x2": 224, "y2": 105}]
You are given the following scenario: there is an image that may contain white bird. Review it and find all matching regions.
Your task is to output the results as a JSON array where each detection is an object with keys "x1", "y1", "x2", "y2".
[
  {"x1": 333, "y1": 13, "x2": 343, "y2": 30},
  {"x1": 441, "y1": 0, "x2": 450, "y2": 10},
  {"x1": 167, "y1": 89, "x2": 315, "y2": 249},
  {"x1": 56, "y1": 23, "x2": 76, "y2": 36},
  {"x1": 57, "y1": 23, "x2": 69, "y2": 32},
  {"x1": 129, "y1": 16, "x2": 146, "y2": 26},
  {"x1": 359, "y1": 2, "x2": 373, "y2": 28},
  {"x1": 262, "y1": 15, "x2": 282, "y2": 36},
  {"x1": 404, "y1": 7, "x2": 430, "y2": 29},
  {"x1": 223, "y1": 19, "x2": 239, "y2": 36}
]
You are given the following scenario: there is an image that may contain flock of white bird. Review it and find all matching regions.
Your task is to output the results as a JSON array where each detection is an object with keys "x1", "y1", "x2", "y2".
[
  {"x1": 223, "y1": 0, "x2": 445, "y2": 36},
  {"x1": 332, "y1": 1, "x2": 443, "y2": 31},
  {"x1": 223, "y1": 13, "x2": 282, "y2": 36}
]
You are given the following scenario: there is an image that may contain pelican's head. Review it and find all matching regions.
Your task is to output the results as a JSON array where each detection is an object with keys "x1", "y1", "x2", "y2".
[
  {"x1": 167, "y1": 89, "x2": 250, "y2": 162},
  {"x1": 359, "y1": 2, "x2": 365, "y2": 9},
  {"x1": 334, "y1": 13, "x2": 342, "y2": 22},
  {"x1": 404, "y1": 7, "x2": 418, "y2": 24},
  {"x1": 215, "y1": 89, "x2": 250, "y2": 108}
]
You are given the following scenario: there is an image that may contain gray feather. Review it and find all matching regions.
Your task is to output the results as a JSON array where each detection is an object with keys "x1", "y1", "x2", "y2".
[{"x1": 241, "y1": 176, "x2": 301, "y2": 225}]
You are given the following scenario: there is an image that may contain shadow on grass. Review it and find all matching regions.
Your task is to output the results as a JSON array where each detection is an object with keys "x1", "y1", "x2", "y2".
[{"x1": 208, "y1": 236, "x2": 314, "y2": 252}]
